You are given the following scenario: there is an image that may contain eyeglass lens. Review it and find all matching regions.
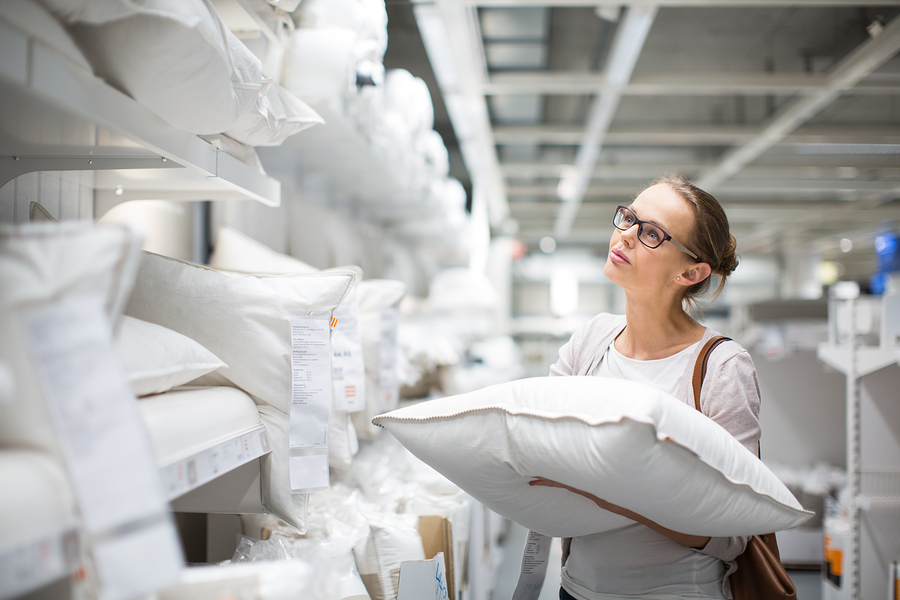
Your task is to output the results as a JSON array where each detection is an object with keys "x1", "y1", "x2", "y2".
[{"x1": 614, "y1": 207, "x2": 666, "y2": 249}]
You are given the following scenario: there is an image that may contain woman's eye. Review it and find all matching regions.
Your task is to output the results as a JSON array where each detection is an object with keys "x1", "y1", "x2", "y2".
[{"x1": 647, "y1": 230, "x2": 660, "y2": 241}]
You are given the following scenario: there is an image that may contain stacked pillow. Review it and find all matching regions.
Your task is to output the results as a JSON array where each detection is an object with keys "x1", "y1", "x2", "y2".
[
  {"x1": 352, "y1": 279, "x2": 406, "y2": 440},
  {"x1": 126, "y1": 251, "x2": 356, "y2": 531},
  {"x1": 208, "y1": 226, "x2": 366, "y2": 472},
  {"x1": 114, "y1": 316, "x2": 225, "y2": 398},
  {"x1": 39, "y1": 0, "x2": 323, "y2": 147},
  {"x1": 374, "y1": 376, "x2": 813, "y2": 538}
]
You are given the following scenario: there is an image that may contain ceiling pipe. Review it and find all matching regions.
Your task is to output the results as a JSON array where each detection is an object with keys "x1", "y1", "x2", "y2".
[
  {"x1": 554, "y1": 3, "x2": 657, "y2": 237},
  {"x1": 697, "y1": 12, "x2": 900, "y2": 191}
]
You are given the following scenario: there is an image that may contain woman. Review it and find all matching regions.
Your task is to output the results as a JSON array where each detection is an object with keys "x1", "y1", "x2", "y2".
[{"x1": 532, "y1": 174, "x2": 761, "y2": 600}]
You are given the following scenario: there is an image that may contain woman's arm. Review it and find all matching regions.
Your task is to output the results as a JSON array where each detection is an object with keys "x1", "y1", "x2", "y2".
[{"x1": 528, "y1": 477, "x2": 710, "y2": 550}]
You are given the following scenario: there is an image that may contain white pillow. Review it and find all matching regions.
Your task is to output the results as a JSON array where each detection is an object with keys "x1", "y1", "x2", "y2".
[
  {"x1": 0, "y1": 222, "x2": 142, "y2": 454},
  {"x1": 373, "y1": 376, "x2": 813, "y2": 538},
  {"x1": 208, "y1": 226, "x2": 366, "y2": 472},
  {"x1": 49, "y1": 0, "x2": 265, "y2": 134},
  {"x1": 225, "y1": 85, "x2": 325, "y2": 148},
  {"x1": 209, "y1": 226, "x2": 319, "y2": 275},
  {"x1": 352, "y1": 280, "x2": 406, "y2": 440},
  {"x1": 115, "y1": 316, "x2": 226, "y2": 397},
  {"x1": 125, "y1": 252, "x2": 355, "y2": 531},
  {"x1": 353, "y1": 513, "x2": 424, "y2": 600}
]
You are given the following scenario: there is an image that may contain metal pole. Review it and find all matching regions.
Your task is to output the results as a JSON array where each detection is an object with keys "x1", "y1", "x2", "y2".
[{"x1": 846, "y1": 297, "x2": 861, "y2": 600}]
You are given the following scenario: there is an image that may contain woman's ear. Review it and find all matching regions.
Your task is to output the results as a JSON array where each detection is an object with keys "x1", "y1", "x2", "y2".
[{"x1": 678, "y1": 262, "x2": 712, "y2": 286}]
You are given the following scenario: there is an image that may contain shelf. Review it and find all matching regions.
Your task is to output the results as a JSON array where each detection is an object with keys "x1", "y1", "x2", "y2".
[
  {"x1": 159, "y1": 424, "x2": 269, "y2": 502},
  {"x1": 0, "y1": 18, "x2": 280, "y2": 206},
  {"x1": 816, "y1": 342, "x2": 900, "y2": 377},
  {"x1": 0, "y1": 526, "x2": 79, "y2": 598}
]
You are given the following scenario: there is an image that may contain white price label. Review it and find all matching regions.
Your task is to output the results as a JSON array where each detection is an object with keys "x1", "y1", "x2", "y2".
[{"x1": 289, "y1": 315, "x2": 332, "y2": 492}]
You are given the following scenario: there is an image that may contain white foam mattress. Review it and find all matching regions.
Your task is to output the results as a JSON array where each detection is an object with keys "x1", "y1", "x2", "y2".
[{"x1": 138, "y1": 386, "x2": 262, "y2": 466}]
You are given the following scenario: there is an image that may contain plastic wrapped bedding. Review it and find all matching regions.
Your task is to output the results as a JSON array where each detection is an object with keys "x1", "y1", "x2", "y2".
[
  {"x1": 208, "y1": 227, "x2": 366, "y2": 472},
  {"x1": 0, "y1": 222, "x2": 142, "y2": 456},
  {"x1": 126, "y1": 252, "x2": 356, "y2": 532},
  {"x1": 296, "y1": 0, "x2": 388, "y2": 65},
  {"x1": 137, "y1": 386, "x2": 261, "y2": 467},
  {"x1": 42, "y1": 0, "x2": 268, "y2": 135},
  {"x1": 224, "y1": 85, "x2": 325, "y2": 147}
]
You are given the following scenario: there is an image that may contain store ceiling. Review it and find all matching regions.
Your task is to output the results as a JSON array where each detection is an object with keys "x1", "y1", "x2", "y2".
[{"x1": 385, "y1": 1, "x2": 900, "y2": 286}]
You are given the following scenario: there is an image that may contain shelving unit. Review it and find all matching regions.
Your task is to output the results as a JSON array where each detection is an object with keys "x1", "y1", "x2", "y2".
[
  {"x1": 0, "y1": 18, "x2": 281, "y2": 209},
  {"x1": 817, "y1": 293, "x2": 900, "y2": 600},
  {"x1": 0, "y1": 526, "x2": 80, "y2": 599}
]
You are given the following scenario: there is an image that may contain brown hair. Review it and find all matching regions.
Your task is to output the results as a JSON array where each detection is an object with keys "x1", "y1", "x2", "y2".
[{"x1": 650, "y1": 174, "x2": 739, "y2": 307}]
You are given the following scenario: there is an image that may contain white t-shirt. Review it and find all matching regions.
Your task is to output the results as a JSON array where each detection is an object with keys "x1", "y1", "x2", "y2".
[{"x1": 560, "y1": 339, "x2": 728, "y2": 600}]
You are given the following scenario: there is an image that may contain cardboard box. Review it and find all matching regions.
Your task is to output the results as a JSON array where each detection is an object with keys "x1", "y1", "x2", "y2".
[
  {"x1": 397, "y1": 552, "x2": 448, "y2": 600},
  {"x1": 418, "y1": 516, "x2": 456, "y2": 600}
]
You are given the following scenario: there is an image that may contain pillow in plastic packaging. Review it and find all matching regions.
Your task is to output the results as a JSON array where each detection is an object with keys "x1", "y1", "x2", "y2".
[
  {"x1": 44, "y1": 0, "x2": 266, "y2": 134},
  {"x1": 225, "y1": 85, "x2": 325, "y2": 147},
  {"x1": 126, "y1": 251, "x2": 355, "y2": 531},
  {"x1": 0, "y1": 222, "x2": 142, "y2": 454},
  {"x1": 352, "y1": 279, "x2": 406, "y2": 441},
  {"x1": 208, "y1": 227, "x2": 365, "y2": 472}
]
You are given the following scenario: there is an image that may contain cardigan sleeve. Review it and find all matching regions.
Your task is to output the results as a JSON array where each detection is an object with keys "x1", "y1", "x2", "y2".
[{"x1": 548, "y1": 333, "x2": 578, "y2": 377}]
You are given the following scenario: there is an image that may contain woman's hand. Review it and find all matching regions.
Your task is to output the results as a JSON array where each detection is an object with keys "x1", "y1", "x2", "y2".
[{"x1": 528, "y1": 477, "x2": 711, "y2": 550}]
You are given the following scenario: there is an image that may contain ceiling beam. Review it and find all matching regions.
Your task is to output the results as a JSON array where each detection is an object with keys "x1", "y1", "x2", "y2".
[
  {"x1": 509, "y1": 200, "x2": 900, "y2": 221},
  {"x1": 554, "y1": 4, "x2": 657, "y2": 237},
  {"x1": 509, "y1": 180, "x2": 900, "y2": 198},
  {"x1": 696, "y1": 12, "x2": 900, "y2": 190},
  {"x1": 500, "y1": 162, "x2": 900, "y2": 179},
  {"x1": 494, "y1": 125, "x2": 900, "y2": 145},
  {"x1": 483, "y1": 72, "x2": 900, "y2": 96},
  {"x1": 451, "y1": 0, "x2": 900, "y2": 6}
]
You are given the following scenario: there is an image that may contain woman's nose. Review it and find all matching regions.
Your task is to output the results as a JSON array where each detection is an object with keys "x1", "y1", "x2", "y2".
[{"x1": 619, "y1": 224, "x2": 638, "y2": 247}]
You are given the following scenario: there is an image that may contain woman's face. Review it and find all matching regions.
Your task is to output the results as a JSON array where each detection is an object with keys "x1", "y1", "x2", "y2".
[{"x1": 603, "y1": 183, "x2": 697, "y2": 294}]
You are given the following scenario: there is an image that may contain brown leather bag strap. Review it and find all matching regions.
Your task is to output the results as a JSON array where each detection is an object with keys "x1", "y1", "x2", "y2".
[{"x1": 691, "y1": 336, "x2": 731, "y2": 412}]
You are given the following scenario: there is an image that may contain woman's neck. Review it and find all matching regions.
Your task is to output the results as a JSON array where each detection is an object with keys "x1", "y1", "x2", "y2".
[{"x1": 618, "y1": 293, "x2": 704, "y2": 360}]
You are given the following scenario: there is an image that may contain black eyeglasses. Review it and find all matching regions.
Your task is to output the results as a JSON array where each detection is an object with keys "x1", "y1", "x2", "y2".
[{"x1": 613, "y1": 205, "x2": 700, "y2": 260}]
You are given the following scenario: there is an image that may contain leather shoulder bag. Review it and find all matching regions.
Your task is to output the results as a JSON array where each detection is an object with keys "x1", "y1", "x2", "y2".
[{"x1": 693, "y1": 336, "x2": 797, "y2": 600}]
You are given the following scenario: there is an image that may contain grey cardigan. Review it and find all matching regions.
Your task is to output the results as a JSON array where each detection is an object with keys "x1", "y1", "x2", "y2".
[{"x1": 549, "y1": 313, "x2": 762, "y2": 596}]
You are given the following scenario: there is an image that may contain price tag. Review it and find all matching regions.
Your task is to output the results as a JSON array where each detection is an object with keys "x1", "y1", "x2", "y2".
[
  {"x1": 25, "y1": 296, "x2": 182, "y2": 600},
  {"x1": 288, "y1": 314, "x2": 333, "y2": 492},
  {"x1": 332, "y1": 288, "x2": 366, "y2": 413},
  {"x1": 512, "y1": 531, "x2": 551, "y2": 600}
]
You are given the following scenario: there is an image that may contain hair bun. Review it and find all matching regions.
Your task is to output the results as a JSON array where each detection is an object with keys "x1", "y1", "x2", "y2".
[{"x1": 719, "y1": 234, "x2": 740, "y2": 276}]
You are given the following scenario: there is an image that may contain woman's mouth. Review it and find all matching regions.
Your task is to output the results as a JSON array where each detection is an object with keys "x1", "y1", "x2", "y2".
[{"x1": 610, "y1": 248, "x2": 630, "y2": 265}]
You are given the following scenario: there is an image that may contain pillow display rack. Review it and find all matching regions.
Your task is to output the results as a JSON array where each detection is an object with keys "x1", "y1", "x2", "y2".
[{"x1": 373, "y1": 376, "x2": 813, "y2": 539}]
